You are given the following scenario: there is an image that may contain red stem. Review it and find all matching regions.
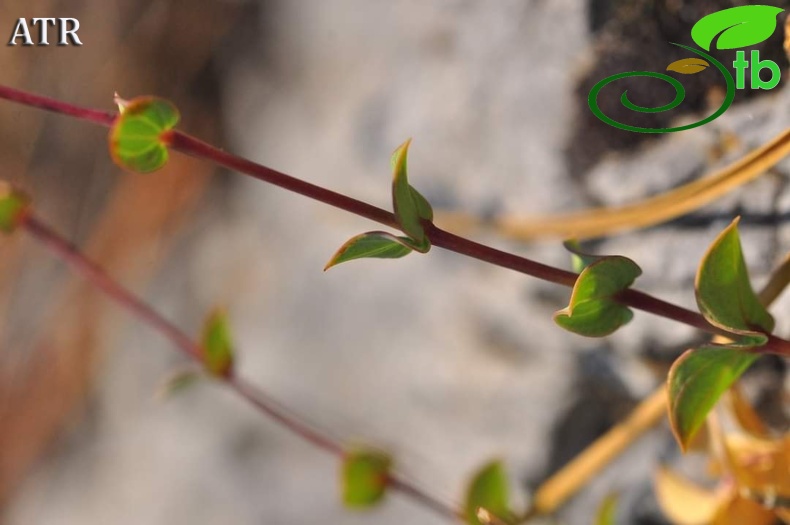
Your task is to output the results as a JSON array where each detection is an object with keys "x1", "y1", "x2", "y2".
[
  {"x1": 1, "y1": 84, "x2": 789, "y2": 355},
  {"x1": 5, "y1": 83, "x2": 790, "y2": 521},
  {"x1": 20, "y1": 214, "x2": 460, "y2": 521},
  {"x1": 164, "y1": 134, "x2": 790, "y2": 356},
  {"x1": 0, "y1": 85, "x2": 115, "y2": 126}
]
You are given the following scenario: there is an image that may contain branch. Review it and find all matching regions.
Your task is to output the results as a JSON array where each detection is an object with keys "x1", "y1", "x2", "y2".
[
  {"x1": 1, "y1": 84, "x2": 788, "y2": 355},
  {"x1": 20, "y1": 214, "x2": 460, "y2": 522}
]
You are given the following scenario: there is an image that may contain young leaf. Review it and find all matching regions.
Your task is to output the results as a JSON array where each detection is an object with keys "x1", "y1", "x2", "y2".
[
  {"x1": 696, "y1": 218, "x2": 774, "y2": 346},
  {"x1": 156, "y1": 367, "x2": 203, "y2": 401},
  {"x1": 324, "y1": 231, "x2": 413, "y2": 270},
  {"x1": 109, "y1": 96, "x2": 180, "y2": 173},
  {"x1": 391, "y1": 139, "x2": 427, "y2": 242},
  {"x1": 410, "y1": 186, "x2": 434, "y2": 221},
  {"x1": 200, "y1": 310, "x2": 235, "y2": 377},
  {"x1": 554, "y1": 256, "x2": 642, "y2": 337},
  {"x1": 0, "y1": 183, "x2": 30, "y2": 233},
  {"x1": 666, "y1": 57, "x2": 710, "y2": 74},
  {"x1": 342, "y1": 449, "x2": 392, "y2": 508},
  {"x1": 594, "y1": 494, "x2": 618, "y2": 525},
  {"x1": 465, "y1": 461, "x2": 511, "y2": 525},
  {"x1": 562, "y1": 240, "x2": 600, "y2": 273},
  {"x1": 667, "y1": 345, "x2": 757, "y2": 451},
  {"x1": 392, "y1": 144, "x2": 433, "y2": 222},
  {"x1": 691, "y1": 5, "x2": 784, "y2": 51}
]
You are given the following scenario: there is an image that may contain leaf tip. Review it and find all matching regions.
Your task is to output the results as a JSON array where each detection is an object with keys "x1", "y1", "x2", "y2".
[{"x1": 113, "y1": 92, "x2": 130, "y2": 113}]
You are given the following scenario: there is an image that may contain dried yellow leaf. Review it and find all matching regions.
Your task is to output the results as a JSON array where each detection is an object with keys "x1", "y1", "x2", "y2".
[
  {"x1": 654, "y1": 466, "x2": 721, "y2": 525},
  {"x1": 710, "y1": 490, "x2": 776, "y2": 525},
  {"x1": 725, "y1": 434, "x2": 790, "y2": 502},
  {"x1": 728, "y1": 385, "x2": 771, "y2": 439}
]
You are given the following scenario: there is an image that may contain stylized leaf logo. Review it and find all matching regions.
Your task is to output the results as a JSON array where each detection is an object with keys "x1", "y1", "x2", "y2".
[
  {"x1": 666, "y1": 57, "x2": 710, "y2": 74},
  {"x1": 691, "y1": 5, "x2": 784, "y2": 51}
]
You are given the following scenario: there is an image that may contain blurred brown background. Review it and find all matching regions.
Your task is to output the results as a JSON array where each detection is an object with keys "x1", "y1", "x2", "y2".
[{"x1": 0, "y1": 0, "x2": 243, "y2": 514}]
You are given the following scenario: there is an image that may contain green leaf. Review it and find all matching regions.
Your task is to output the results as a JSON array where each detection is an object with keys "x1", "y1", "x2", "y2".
[
  {"x1": 342, "y1": 449, "x2": 392, "y2": 508},
  {"x1": 324, "y1": 231, "x2": 413, "y2": 270},
  {"x1": 554, "y1": 256, "x2": 642, "y2": 337},
  {"x1": 594, "y1": 494, "x2": 618, "y2": 525},
  {"x1": 691, "y1": 5, "x2": 784, "y2": 51},
  {"x1": 391, "y1": 139, "x2": 428, "y2": 242},
  {"x1": 668, "y1": 345, "x2": 758, "y2": 451},
  {"x1": 410, "y1": 186, "x2": 434, "y2": 221},
  {"x1": 109, "y1": 96, "x2": 180, "y2": 173},
  {"x1": 200, "y1": 310, "x2": 234, "y2": 377},
  {"x1": 0, "y1": 184, "x2": 30, "y2": 233},
  {"x1": 563, "y1": 240, "x2": 600, "y2": 273},
  {"x1": 695, "y1": 218, "x2": 774, "y2": 346},
  {"x1": 465, "y1": 461, "x2": 512, "y2": 525}
]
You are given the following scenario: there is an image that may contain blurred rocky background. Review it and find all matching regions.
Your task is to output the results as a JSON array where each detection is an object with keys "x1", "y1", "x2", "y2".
[{"x1": 0, "y1": 1, "x2": 788, "y2": 524}]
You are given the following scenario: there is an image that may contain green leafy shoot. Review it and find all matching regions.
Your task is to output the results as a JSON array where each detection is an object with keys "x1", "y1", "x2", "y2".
[
  {"x1": 695, "y1": 218, "x2": 774, "y2": 346},
  {"x1": 594, "y1": 494, "x2": 618, "y2": 525},
  {"x1": 342, "y1": 449, "x2": 392, "y2": 509},
  {"x1": 109, "y1": 96, "x2": 180, "y2": 173},
  {"x1": 563, "y1": 240, "x2": 600, "y2": 273},
  {"x1": 391, "y1": 139, "x2": 431, "y2": 242},
  {"x1": 667, "y1": 220, "x2": 774, "y2": 451},
  {"x1": 325, "y1": 141, "x2": 436, "y2": 272},
  {"x1": 200, "y1": 309, "x2": 235, "y2": 377},
  {"x1": 554, "y1": 256, "x2": 642, "y2": 337},
  {"x1": 0, "y1": 183, "x2": 30, "y2": 233},
  {"x1": 667, "y1": 345, "x2": 757, "y2": 451},
  {"x1": 324, "y1": 231, "x2": 415, "y2": 270},
  {"x1": 465, "y1": 461, "x2": 512, "y2": 525},
  {"x1": 691, "y1": 5, "x2": 784, "y2": 51}
]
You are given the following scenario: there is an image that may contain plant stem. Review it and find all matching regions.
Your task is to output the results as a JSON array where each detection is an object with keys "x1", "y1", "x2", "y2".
[
  {"x1": 0, "y1": 85, "x2": 114, "y2": 126},
  {"x1": 1, "y1": 84, "x2": 789, "y2": 355},
  {"x1": 20, "y1": 214, "x2": 460, "y2": 522},
  {"x1": 167, "y1": 133, "x2": 790, "y2": 356}
]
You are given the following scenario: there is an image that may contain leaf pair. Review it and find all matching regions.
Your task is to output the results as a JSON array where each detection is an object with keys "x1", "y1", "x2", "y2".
[
  {"x1": 110, "y1": 96, "x2": 180, "y2": 173},
  {"x1": 668, "y1": 219, "x2": 774, "y2": 450},
  {"x1": 325, "y1": 139, "x2": 434, "y2": 269},
  {"x1": 554, "y1": 242, "x2": 642, "y2": 338},
  {"x1": 158, "y1": 310, "x2": 236, "y2": 400}
]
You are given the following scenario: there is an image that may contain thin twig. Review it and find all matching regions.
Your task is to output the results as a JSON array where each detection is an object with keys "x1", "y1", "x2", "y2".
[
  {"x1": 1, "y1": 84, "x2": 789, "y2": 355},
  {"x1": 21, "y1": 214, "x2": 460, "y2": 522}
]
